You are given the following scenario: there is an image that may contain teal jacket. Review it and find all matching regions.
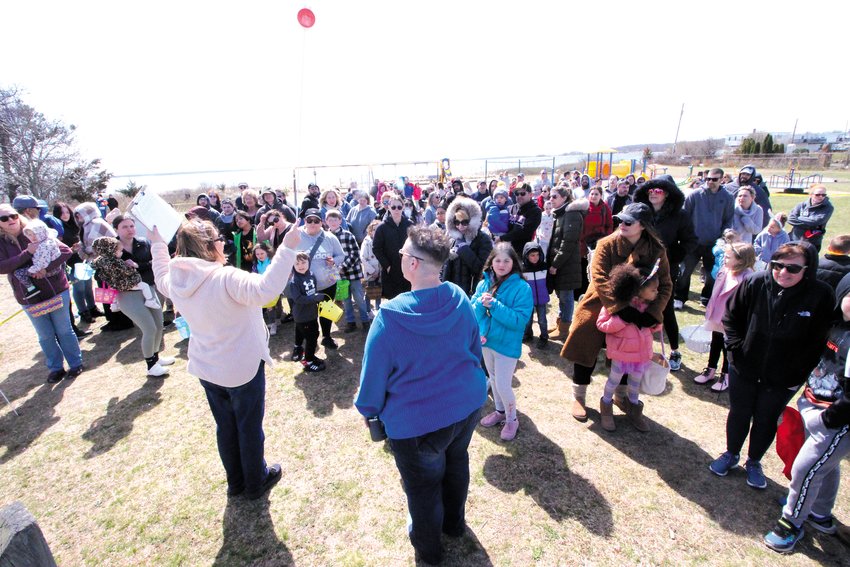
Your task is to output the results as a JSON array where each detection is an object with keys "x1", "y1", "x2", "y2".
[{"x1": 471, "y1": 272, "x2": 533, "y2": 359}]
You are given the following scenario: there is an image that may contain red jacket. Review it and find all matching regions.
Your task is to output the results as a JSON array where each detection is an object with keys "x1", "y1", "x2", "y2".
[{"x1": 580, "y1": 201, "x2": 613, "y2": 256}]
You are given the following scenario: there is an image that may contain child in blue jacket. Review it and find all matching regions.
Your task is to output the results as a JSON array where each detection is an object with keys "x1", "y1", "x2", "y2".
[
  {"x1": 471, "y1": 242, "x2": 533, "y2": 441},
  {"x1": 486, "y1": 188, "x2": 511, "y2": 238},
  {"x1": 521, "y1": 241, "x2": 550, "y2": 348}
]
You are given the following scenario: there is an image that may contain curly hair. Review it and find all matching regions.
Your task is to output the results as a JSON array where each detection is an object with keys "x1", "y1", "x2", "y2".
[{"x1": 608, "y1": 263, "x2": 655, "y2": 304}]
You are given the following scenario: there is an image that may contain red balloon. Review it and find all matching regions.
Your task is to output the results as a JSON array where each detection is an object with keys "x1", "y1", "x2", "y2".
[{"x1": 297, "y1": 8, "x2": 315, "y2": 28}]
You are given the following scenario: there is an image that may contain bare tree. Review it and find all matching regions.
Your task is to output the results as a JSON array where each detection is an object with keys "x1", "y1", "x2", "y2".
[{"x1": 0, "y1": 87, "x2": 107, "y2": 203}]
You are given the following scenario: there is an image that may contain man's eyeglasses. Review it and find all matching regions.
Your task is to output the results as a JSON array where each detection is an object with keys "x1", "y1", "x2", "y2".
[
  {"x1": 705, "y1": 177, "x2": 720, "y2": 182},
  {"x1": 399, "y1": 250, "x2": 423, "y2": 261},
  {"x1": 305, "y1": 217, "x2": 322, "y2": 224},
  {"x1": 0, "y1": 214, "x2": 19, "y2": 222},
  {"x1": 770, "y1": 261, "x2": 806, "y2": 274},
  {"x1": 514, "y1": 191, "x2": 528, "y2": 197},
  {"x1": 812, "y1": 192, "x2": 827, "y2": 197}
]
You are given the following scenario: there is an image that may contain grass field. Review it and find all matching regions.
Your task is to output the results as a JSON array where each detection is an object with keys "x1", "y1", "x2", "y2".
[{"x1": 2, "y1": 186, "x2": 850, "y2": 565}]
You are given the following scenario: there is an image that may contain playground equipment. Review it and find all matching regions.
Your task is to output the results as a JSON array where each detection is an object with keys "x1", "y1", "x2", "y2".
[
  {"x1": 585, "y1": 148, "x2": 637, "y2": 179},
  {"x1": 769, "y1": 167, "x2": 823, "y2": 194}
]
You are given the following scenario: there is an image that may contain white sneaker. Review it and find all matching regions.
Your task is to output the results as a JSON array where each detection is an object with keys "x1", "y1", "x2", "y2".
[
  {"x1": 157, "y1": 356, "x2": 176, "y2": 366},
  {"x1": 147, "y1": 363, "x2": 169, "y2": 377},
  {"x1": 673, "y1": 300, "x2": 684, "y2": 310},
  {"x1": 268, "y1": 323, "x2": 278, "y2": 336}
]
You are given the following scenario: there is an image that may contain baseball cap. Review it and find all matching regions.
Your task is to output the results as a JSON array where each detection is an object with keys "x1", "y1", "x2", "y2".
[{"x1": 614, "y1": 202, "x2": 654, "y2": 226}]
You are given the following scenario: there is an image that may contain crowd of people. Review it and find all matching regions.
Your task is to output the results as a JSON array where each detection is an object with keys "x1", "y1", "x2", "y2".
[{"x1": 0, "y1": 164, "x2": 847, "y2": 562}]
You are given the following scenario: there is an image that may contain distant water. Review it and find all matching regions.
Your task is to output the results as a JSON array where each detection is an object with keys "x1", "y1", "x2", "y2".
[{"x1": 111, "y1": 151, "x2": 645, "y2": 197}]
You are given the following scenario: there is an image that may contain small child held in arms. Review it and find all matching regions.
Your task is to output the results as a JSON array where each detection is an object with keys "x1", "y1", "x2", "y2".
[
  {"x1": 14, "y1": 219, "x2": 62, "y2": 299},
  {"x1": 91, "y1": 237, "x2": 160, "y2": 310},
  {"x1": 360, "y1": 220, "x2": 382, "y2": 310},
  {"x1": 485, "y1": 188, "x2": 511, "y2": 239},
  {"x1": 287, "y1": 251, "x2": 326, "y2": 372},
  {"x1": 253, "y1": 242, "x2": 283, "y2": 336},
  {"x1": 521, "y1": 242, "x2": 550, "y2": 349},
  {"x1": 697, "y1": 242, "x2": 756, "y2": 392},
  {"x1": 596, "y1": 261, "x2": 663, "y2": 432},
  {"x1": 753, "y1": 213, "x2": 789, "y2": 268}
]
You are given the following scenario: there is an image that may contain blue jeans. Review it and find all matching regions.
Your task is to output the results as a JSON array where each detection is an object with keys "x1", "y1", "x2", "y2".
[
  {"x1": 556, "y1": 289, "x2": 575, "y2": 323},
  {"x1": 525, "y1": 304, "x2": 549, "y2": 338},
  {"x1": 389, "y1": 408, "x2": 480, "y2": 563},
  {"x1": 200, "y1": 361, "x2": 270, "y2": 495},
  {"x1": 343, "y1": 278, "x2": 373, "y2": 323},
  {"x1": 24, "y1": 290, "x2": 82, "y2": 372},
  {"x1": 71, "y1": 278, "x2": 95, "y2": 315}
]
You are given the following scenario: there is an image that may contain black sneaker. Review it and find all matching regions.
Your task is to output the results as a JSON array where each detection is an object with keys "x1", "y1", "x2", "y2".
[
  {"x1": 290, "y1": 346, "x2": 304, "y2": 362},
  {"x1": 302, "y1": 359, "x2": 326, "y2": 372},
  {"x1": 536, "y1": 337, "x2": 548, "y2": 349},
  {"x1": 74, "y1": 327, "x2": 93, "y2": 338},
  {"x1": 669, "y1": 350, "x2": 682, "y2": 372},
  {"x1": 245, "y1": 463, "x2": 282, "y2": 500},
  {"x1": 361, "y1": 321, "x2": 371, "y2": 332},
  {"x1": 522, "y1": 332, "x2": 533, "y2": 343},
  {"x1": 46, "y1": 369, "x2": 66, "y2": 384},
  {"x1": 65, "y1": 366, "x2": 84, "y2": 380},
  {"x1": 321, "y1": 337, "x2": 338, "y2": 350},
  {"x1": 343, "y1": 322, "x2": 357, "y2": 333}
]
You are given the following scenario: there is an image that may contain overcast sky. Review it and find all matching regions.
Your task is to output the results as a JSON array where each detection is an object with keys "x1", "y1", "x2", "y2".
[{"x1": 3, "y1": 0, "x2": 848, "y2": 189}]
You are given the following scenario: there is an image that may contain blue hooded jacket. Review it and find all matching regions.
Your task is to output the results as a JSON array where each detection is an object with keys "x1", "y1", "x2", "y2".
[
  {"x1": 471, "y1": 271, "x2": 533, "y2": 358},
  {"x1": 354, "y1": 282, "x2": 487, "y2": 439}
]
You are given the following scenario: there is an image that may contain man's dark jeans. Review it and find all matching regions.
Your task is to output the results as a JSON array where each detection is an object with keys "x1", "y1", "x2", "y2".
[
  {"x1": 389, "y1": 408, "x2": 481, "y2": 564},
  {"x1": 200, "y1": 361, "x2": 269, "y2": 495}
]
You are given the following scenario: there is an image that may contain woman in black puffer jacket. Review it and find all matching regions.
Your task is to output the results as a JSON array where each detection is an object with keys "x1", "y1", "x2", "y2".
[
  {"x1": 442, "y1": 196, "x2": 493, "y2": 296},
  {"x1": 546, "y1": 187, "x2": 588, "y2": 337},
  {"x1": 633, "y1": 176, "x2": 697, "y2": 370}
]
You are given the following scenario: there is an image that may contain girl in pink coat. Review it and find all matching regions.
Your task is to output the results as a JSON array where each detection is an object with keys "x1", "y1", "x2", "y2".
[
  {"x1": 696, "y1": 242, "x2": 756, "y2": 392},
  {"x1": 597, "y1": 261, "x2": 662, "y2": 432}
]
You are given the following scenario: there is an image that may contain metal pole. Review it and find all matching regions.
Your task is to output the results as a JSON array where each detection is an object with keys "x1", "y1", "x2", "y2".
[
  {"x1": 672, "y1": 103, "x2": 684, "y2": 154},
  {"x1": 484, "y1": 160, "x2": 488, "y2": 185}
]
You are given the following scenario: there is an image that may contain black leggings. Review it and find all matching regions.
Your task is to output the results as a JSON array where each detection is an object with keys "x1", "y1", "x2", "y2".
[
  {"x1": 661, "y1": 274, "x2": 680, "y2": 350},
  {"x1": 726, "y1": 368, "x2": 797, "y2": 461},
  {"x1": 708, "y1": 332, "x2": 728, "y2": 373}
]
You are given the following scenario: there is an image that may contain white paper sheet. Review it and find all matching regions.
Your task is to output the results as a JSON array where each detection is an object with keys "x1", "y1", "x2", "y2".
[{"x1": 129, "y1": 191, "x2": 184, "y2": 243}]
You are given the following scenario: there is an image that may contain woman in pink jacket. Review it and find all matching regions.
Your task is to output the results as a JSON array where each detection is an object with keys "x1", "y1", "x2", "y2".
[
  {"x1": 696, "y1": 242, "x2": 756, "y2": 392},
  {"x1": 151, "y1": 219, "x2": 300, "y2": 500},
  {"x1": 596, "y1": 261, "x2": 662, "y2": 432}
]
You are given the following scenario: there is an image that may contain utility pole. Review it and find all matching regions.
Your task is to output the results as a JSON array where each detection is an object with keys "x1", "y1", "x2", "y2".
[
  {"x1": 672, "y1": 103, "x2": 684, "y2": 154},
  {"x1": 790, "y1": 118, "x2": 798, "y2": 144}
]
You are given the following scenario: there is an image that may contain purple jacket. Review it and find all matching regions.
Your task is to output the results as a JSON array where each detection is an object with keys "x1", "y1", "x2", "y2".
[{"x1": 0, "y1": 232, "x2": 72, "y2": 305}]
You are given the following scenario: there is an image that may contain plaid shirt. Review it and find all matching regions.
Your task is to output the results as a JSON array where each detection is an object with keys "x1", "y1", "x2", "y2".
[{"x1": 332, "y1": 228, "x2": 365, "y2": 280}]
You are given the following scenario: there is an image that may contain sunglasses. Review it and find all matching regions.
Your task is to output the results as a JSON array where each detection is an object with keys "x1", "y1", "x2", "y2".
[
  {"x1": 389, "y1": 205, "x2": 403, "y2": 211},
  {"x1": 455, "y1": 219, "x2": 471, "y2": 226},
  {"x1": 514, "y1": 191, "x2": 528, "y2": 197},
  {"x1": 705, "y1": 177, "x2": 720, "y2": 182},
  {"x1": 305, "y1": 217, "x2": 322, "y2": 224},
  {"x1": 648, "y1": 188, "x2": 666, "y2": 195},
  {"x1": 812, "y1": 193, "x2": 827, "y2": 197},
  {"x1": 770, "y1": 261, "x2": 806, "y2": 274},
  {"x1": 0, "y1": 214, "x2": 19, "y2": 222},
  {"x1": 620, "y1": 220, "x2": 635, "y2": 227},
  {"x1": 214, "y1": 236, "x2": 226, "y2": 242}
]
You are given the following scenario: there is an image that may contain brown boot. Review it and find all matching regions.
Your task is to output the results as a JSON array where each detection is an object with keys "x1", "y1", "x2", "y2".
[
  {"x1": 627, "y1": 400, "x2": 650, "y2": 432},
  {"x1": 571, "y1": 398, "x2": 588, "y2": 422},
  {"x1": 612, "y1": 385, "x2": 628, "y2": 413},
  {"x1": 600, "y1": 397, "x2": 615, "y2": 431},
  {"x1": 571, "y1": 384, "x2": 588, "y2": 422},
  {"x1": 552, "y1": 318, "x2": 565, "y2": 339}
]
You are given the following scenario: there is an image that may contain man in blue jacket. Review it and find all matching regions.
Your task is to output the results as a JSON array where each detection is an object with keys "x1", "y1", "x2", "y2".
[{"x1": 355, "y1": 225, "x2": 487, "y2": 566}]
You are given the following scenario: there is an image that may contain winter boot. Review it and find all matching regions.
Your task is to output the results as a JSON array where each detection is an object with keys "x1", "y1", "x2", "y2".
[
  {"x1": 612, "y1": 385, "x2": 629, "y2": 413},
  {"x1": 600, "y1": 397, "x2": 616, "y2": 431},
  {"x1": 627, "y1": 400, "x2": 650, "y2": 432},
  {"x1": 571, "y1": 384, "x2": 588, "y2": 422}
]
